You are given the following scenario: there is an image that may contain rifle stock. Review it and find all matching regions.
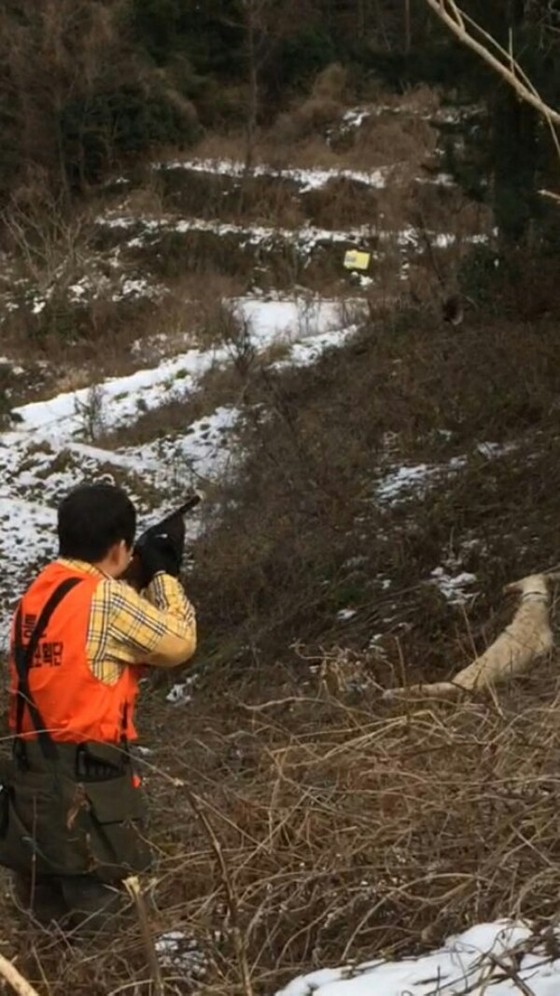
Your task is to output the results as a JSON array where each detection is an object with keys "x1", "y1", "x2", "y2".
[{"x1": 122, "y1": 492, "x2": 202, "y2": 591}]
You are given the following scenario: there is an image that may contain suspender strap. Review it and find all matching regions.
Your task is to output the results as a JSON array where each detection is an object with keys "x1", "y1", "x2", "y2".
[
  {"x1": 121, "y1": 702, "x2": 129, "y2": 746},
  {"x1": 13, "y1": 577, "x2": 83, "y2": 759}
]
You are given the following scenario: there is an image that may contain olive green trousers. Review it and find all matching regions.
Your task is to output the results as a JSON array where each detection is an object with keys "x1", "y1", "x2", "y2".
[
  {"x1": 10, "y1": 871, "x2": 130, "y2": 935},
  {"x1": 0, "y1": 741, "x2": 152, "y2": 893}
]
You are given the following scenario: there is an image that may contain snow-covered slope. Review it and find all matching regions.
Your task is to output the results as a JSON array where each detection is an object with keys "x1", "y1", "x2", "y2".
[{"x1": 0, "y1": 295, "x2": 357, "y2": 642}]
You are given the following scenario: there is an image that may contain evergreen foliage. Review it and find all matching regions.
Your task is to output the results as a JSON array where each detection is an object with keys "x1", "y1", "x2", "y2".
[{"x1": 0, "y1": 0, "x2": 559, "y2": 257}]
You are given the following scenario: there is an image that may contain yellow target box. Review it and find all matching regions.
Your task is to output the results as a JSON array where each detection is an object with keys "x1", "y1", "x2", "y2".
[{"x1": 343, "y1": 249, "x2": 371, "y2": 272}]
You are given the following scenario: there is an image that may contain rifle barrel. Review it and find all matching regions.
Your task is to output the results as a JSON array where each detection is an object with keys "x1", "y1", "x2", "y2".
[{"x1": 160, "y1": 493, "x2": 202, "y2": 524}]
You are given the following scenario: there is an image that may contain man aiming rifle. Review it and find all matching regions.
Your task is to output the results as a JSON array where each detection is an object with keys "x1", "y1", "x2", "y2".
[{"x1": 0, "y1": 482, "x2": 198, "y2": 934}]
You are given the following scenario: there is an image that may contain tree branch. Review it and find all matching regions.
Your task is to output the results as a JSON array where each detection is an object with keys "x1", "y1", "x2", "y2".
[
  {"x1": 0, "y1": 955, "x2": 40, "y2": 996},
  {"x1": 186, "y1": 789, "x2": 254, "y2": 996},
  {"x1": 423, "y1": 0, "x2": 560, "y2": 127}
]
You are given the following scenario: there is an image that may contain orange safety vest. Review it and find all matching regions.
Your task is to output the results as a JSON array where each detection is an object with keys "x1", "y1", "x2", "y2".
[{"x1": 8, "y1": 562, "x2": 139, "y2": 744}]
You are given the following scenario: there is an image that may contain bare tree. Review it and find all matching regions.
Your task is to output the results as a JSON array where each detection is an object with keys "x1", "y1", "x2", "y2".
[
  {"x1": 241, "y1": 0, "x2": 271, "y2": 171},
  {"x1": 404, "y1": 0, "x2": 412, "y2": 52},
  {"x1": 421, "y1": 0, "x2": 560, "y2": 211},
  {"x1": 0, "y1": 0, "x2": 126, "y2": 197},
  {"x1": 239, "y1": 0, "x2": 304, "y2": 171}
]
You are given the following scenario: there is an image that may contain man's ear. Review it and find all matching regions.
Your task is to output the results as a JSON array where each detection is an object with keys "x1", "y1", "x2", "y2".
[{"x1": 108, "y1": 539, "x2": 126, "y2": 563}]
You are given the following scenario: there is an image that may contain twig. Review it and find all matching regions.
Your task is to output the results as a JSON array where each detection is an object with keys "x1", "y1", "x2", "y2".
[
  {"x1": 185, "y1": 789, "x2": 254, "y2": 996},
  {"x1": 242, "y1": 696, "x2": 312, "y2": 711},
  {"x1": 123, "y1": 876, "x2": 164, "y2": 996},
  {"x1": 0, "y1": 955, "x2": 41, "y2": 996},
  {"x1": 488, "y1": 952, "x2": 536, "y2": 996},
  {"x1": 539, "y1": 188, "x2": 560, "y2": 204}
]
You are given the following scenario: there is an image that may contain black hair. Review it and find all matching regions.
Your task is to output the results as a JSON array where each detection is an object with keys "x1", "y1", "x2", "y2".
[{"x1": 57, "y1": 482, "x2": 136, "y2": 562}]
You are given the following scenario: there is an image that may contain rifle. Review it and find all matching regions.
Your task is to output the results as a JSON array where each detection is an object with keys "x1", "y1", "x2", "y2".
[{"x1": 122, "y1": 492, "x2": 202, "y2": 591}]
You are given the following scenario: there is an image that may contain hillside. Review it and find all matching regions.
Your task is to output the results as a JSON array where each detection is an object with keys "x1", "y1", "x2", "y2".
[{"x1": 2, "y1": 70, "x2": 560, "y2": 995}]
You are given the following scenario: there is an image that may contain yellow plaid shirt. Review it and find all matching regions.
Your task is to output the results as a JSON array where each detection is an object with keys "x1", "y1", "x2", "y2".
[{"x1": 58, "y1": 559, "x2": 197, "y2": 685}]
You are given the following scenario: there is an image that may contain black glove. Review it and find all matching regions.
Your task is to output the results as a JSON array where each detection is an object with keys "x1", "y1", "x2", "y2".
[{"x1": 134, "y1": 522, "x2": 184, "y2": 589}]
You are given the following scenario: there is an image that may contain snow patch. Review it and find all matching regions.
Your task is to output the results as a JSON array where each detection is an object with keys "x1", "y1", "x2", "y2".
[
  {"x1": 155, "y1": 931, "x2": 208, "y2": 980},
  {"x1": 430, "y1": 566, "x2": 477, "y2": 604},
  {"x1": 337, "y1": 608, "x2": 357, "y2": 621},
  {"x1": 125, "y1": 405, "x2": 241, "y2": 491},
  {"x1": 276, "y1": 920, "x2": 560, "y2": 995},
  {"x1": 276, "y1": 326, "x2": 358, "y2": 369},
  {"x1": 97, "y1": 211, "x2": 480, "y2": 262},
  {"x1": 166, "y1": 676, "x2": 197, "y2": 705},
  {"x1": 236, "y1": 297, "x2": 343, "y2": 343},
  {"x1": 375, "y1": 443, "x2": 513, "y2": 508},
  {"x1": 154, "y1": 156, "x2": 392, "y2": 192},
  {"x1": 376, "y1": 464, "x2": 434, "y2": 503},
  {"x1": 340, "y1": 108, "x2": 372, "y2": 132}
]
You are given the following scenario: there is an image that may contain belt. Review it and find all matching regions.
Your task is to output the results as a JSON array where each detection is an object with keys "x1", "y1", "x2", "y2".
[
  {"x1": 76, "y1": 745, "x2": 127, "y2": 781},
  {"x1": 13, "y1": 739, "x2": 129, "y2": 781}
]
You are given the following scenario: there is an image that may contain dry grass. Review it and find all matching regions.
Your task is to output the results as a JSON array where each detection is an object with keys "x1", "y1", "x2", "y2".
[
  {"x1": 173, "y1": 674, "x2": 560, "y2": 989},
  {"x1": 189, "y1": 82, "x2": 440, "y2": 173},
  {"x1": 7, "y1": 665, "x2": 560, "y2": 994},
  {"x1": 170, "y1": 112, "x2": 436, "y2": 175},
  {"x1": 157, "y1": 169, "x2": 305, "y2": 229},
  {"x1": 0, "y1": 194, "x2": 161, "y2": 372},
  {"x1": 100, "y1": 299, "x2": 293, "y2": 452},
  {"x1": 135, "y1": 273, "x2": 250, "y2": 351},
  {"x1": 340, "y1": 112, "x2": 438, "y2": 170},
  {"x1": 153, "y1": 92, "x2": 479, "y2": 244}
]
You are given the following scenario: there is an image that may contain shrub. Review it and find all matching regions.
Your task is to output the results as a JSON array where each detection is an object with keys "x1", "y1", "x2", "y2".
[
  {"x1": 272, "y1": 63, "x2": 349, "y2": 143},
  {"x1": 276, "y1": 27, "x2": 338, "y2": 91},
  {"x1": 0, "y1": 0, "x2": 201, "y2": 202},
  {"x1": 61, "y1": 80, "x2": 199, "y2": 187}
]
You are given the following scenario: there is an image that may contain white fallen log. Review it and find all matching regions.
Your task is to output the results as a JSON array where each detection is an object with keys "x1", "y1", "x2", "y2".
[{"x1": 383, "y1": 573, "x2": 558, "y2": 703}]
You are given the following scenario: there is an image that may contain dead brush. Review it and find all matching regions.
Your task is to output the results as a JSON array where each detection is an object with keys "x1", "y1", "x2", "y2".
[
  {"x1": 400, "y1": 83, "x2": 443, "y2": 117},
  {"x1": 196, "y1": 300, "x2": 256, "y2": 373},
  {"x1": 117, "y1": 175, "x2": 166, "y2": 218},
  {"x1": 272, "y1": 64, "x2": 348, "y2": 146},
  {"x1": 304, "y1": 177, "x2": 380, "y2": 229},
  {"x1": 409, "y1": 180, "x2": 492, "y2": 241},
  {"x1": 233, "y1": 178, "x2": 303, "y2": 229},
  {"x1": 187, "y1": 304, "x2": 560, "y2": 709},
  {"x1": 182, "y1": 673, "x2": 560, "y2": 991},
  {"x1": 18, "y1": 670, "x2": 560, "y2": 994},
  {"x1": 2, "y1": 187, "x2": 94, "y2": 294},
  {"x1": 160, "y1": 169, "x2": 241, "y2": 221},
  {"x1": 273, "y1": 97, "x2": 344, "y2": 146},
  {"x1": 345, "y1": 112, "x2": 438, "y2": 170},
  {"x1": 148, "y1": 272, "x2": 248, "y2": 350}
]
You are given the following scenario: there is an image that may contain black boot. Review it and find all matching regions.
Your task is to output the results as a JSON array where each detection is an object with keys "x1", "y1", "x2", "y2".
[
  {"x1": 59, "y1": 875, "x2": 130, "y2": 937},
  {"x1": 10, "y1": 872, "x2": 68, "y2": 925}
]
